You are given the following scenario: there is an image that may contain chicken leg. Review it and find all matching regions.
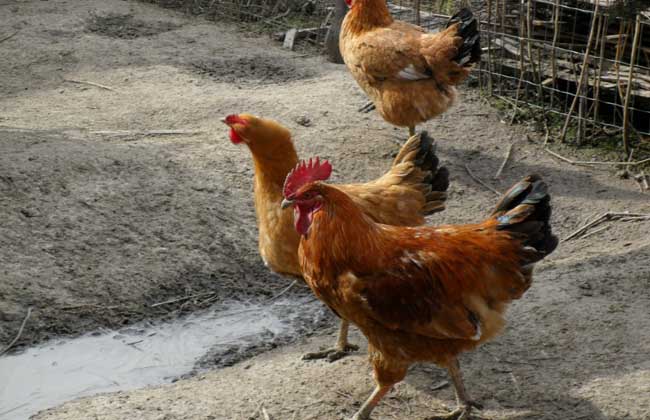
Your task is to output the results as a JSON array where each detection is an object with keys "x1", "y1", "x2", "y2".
[
  {"x1": 429, "y1": 358, "x2": 483, "y2": 420},
  {"x1": 302, "y1": 320, "x2": 359, "y2": 362},
  {"x1": 349, "y1": 384, "x2": 392, "y2": 420},
  {"x1": 408, "y1": 126, "x2": 416, "y2": 137}
]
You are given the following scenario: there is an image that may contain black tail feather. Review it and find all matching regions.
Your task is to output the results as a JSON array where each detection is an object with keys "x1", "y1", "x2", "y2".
[
  {"x1": 415, "y1": 131, "x2": 450, "y2": 212},
  {"x1": 447, "y1": 8, "x2": 481, "y2": 67},
  {"x1": 492, "y1": 175, "x2": 558, "y2": 262}
]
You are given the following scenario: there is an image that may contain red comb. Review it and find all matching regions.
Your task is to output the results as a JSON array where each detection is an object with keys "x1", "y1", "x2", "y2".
[
  {"x1": 224, "y1": 114, "x2": 247, "y2": 125},
  {"x1": 283, "y1": 158, "x2": 332, "y2": 198}
]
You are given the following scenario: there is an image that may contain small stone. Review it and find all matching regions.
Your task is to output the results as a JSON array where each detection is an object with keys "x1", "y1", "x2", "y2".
[
  {"x1": 20, "y1": 208, "x2": 38, "y2": 218},
  {"x1": 295, "y1": 115, "x2": 312, "y2": 127}
]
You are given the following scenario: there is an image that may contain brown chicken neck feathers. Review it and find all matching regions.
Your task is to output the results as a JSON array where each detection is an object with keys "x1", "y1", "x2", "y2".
[
  {"x1": 345, "y1": 0, "x2": 393, "y2": 34},
  {"x1": 293, "y1": 173, "x2": 558, "y2": 419}
]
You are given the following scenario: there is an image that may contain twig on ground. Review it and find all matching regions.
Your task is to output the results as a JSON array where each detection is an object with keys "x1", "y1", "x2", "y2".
[
  {"x1": 63, "y1": 78, "x2": 118, "y2": 92},
  {"x1": 545, "y1": 148, "x2": 650, "y2": 167},
  {"x1": 150, "y1": 291, "x2": 216, "y2": 308},
  {"x1": 635, "y1": 171, "x2": 649, "y2": 192},
  {"x1": 0, "y1": 307, "x2": 32, "y2": 356},
  {"x1": 579, "y1": 225, "x2": 611, "y2": 240},
  {"x1": 0, "y1": 30, "x2": 19, "y2": 43},
  {"x1": 430, "y1": 381, "x2": 449, "y2": 391},
  {"x1": 494, "y1": 142, "x2": 514, "y2": 179},
  {"x1": 465, "y1": 164, "x2": 501, "y2": 196},
  {"x1": 91, "y1": 130, "x2": 204, "y2": 137},
  {"x1": 203, "y1": 280, "x2": 299, "y2": 318},
  {"x1": 250, "y1": 403, "x2": 262, "y2": 419},
  {"x1": 60, "y1": 303, "x2": 121, "y2": 310},
  {"x1": 262, "y1": 406, "x2": 271, "y2": 420},
  {"x1": 563, "y1": 212, "x2": 650, "y2": 242},
  {"x1": 509, "y1": 372, "x2": 521, "y2": 396}
]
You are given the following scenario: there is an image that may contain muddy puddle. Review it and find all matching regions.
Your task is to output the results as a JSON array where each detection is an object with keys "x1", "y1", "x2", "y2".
[{"x1": 0, "y1": 296, "x2": 327, "y2": 420}]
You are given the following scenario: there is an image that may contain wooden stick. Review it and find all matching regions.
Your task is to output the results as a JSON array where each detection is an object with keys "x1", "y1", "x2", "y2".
[
  {"x1": 0, "y1": 307, "x2": 32, "y2": 356},
  {"x1": 549, "y1": 0, "x2": 560, "y2": 109},
  {"x1": 150, "y1": 291, "x2": 216, "y2": 307},
  {"x1": 0, "y1": 30, "x2": 19, "y2": 44},
  {"x1": 563, "y1": 213, "x2": 607, "y2": 242},
  {"x1": 563, "y1": 212, "x2": 650, "y2": 241},
  {"x1": 486, "y1": 0, "x2": 493, "y2": 96},
  {"x1": 622, "y1": 14, "x2": 642, "y2": 156},
  {"x1": 544, "y1": 148, "x2": 650, "y2": 167},
  {"x1": 430, "y1": 380, "x2": 449, "y2": 391},
  {"x1": 593, "y1": 14, "x2": 608, "y2": 122},
  {"x1": 63, "y1": 79, "x2": 118, "y2": 92},
  {"x1": 579, "y1": 224, "x2": 611, "y2": 240},
  {"x1": 91, "y1": 130, "x2": 204, "y2": 136},
  {"x1": 464, "y1": 164, "x2": 501, "y2": 195},
  {"x1": 262, "y1": 406, "x2": 271, "y2": 420},
  {"x1": 509, "y1": 0, "x2": 527, "y2": 125},
  {"x1": 494, "y1": 142, "x2": 514, "y2": 179},
  {"x1": 559, "y1": 2, "x2": 599, "y2": 142}
]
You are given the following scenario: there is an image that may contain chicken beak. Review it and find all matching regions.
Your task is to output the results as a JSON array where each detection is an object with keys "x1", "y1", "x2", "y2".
[
  {"x1": 281, "y1": 198, "x2": 294, "y2": 209},
  {"x1": 221, "y1": 118, "x2": 229, "y2": 126}
]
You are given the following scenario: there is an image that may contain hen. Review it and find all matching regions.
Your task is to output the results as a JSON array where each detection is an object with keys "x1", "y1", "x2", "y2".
[
  {"x1": 281, "y1": 159, "x2": 558, "y2": 420},
  {"x1": 224, "y1": 113, "x2": 449, "y2": 361},
  {"x1": 340, "y1": 1, "x2": 481, "y2": 136}
]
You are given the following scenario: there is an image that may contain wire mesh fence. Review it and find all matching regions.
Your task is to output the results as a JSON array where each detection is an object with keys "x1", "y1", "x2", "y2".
[
  {"x1": 479, "y1": 0, "x2": 650, "y2": 155},
  {"x1": 151, "y1": 0, "x2": 650, "y2": 157}
]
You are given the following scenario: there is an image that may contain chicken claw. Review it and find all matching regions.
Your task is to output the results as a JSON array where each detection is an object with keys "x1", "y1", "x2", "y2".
[
  {"x1": 427, "y1": 400, "x2": 483, "y2": 420},
  {"x1": 428, "y1": 359, "x2": 484, "y2": 420},
  {"x1": 302, "y1": 320, "x2": 359, "y2": 362},
  {"x1": 302, "y1": 343, "x2": 360, "y2": 362}
]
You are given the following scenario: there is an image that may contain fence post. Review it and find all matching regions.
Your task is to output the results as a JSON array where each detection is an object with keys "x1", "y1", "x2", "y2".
[{"x1": 324, "y1": 0, "x2": 347, "y2": 64}]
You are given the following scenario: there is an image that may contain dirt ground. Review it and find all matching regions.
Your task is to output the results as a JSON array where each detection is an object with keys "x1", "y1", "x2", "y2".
[{"x1": 1, "y1": 0, "x2": 649, "y2": 419}]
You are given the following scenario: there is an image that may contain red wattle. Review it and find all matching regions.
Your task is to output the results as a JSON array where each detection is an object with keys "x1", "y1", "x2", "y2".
[
  {"x1": 294, "y1": 206, "x2": 313, "y2": 236},
  {"x1": 229, "y1": 128, "x2": 243, "y2": 144}
]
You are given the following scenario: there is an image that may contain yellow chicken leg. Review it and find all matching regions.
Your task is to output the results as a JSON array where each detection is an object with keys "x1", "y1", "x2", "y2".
[
  {"x1": 349, "y1": 384, "x2": 393, "y2": 420},
  {"x1": 408, "y1": 126, "x2": 416, "y2": 137},
  {"x1": 302, "y1": 320, "x2": 359, "y2": 362},
  {"x1": 428, "y1": 358, "x2": 483, "y2": 420}
]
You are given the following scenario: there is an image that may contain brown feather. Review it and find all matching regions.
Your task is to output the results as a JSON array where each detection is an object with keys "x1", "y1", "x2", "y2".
[
  {"x1": 232, "y1": 116, "x2": 449, "y2": 277},
  {"x1": 340, "y1": 0, "x2": 480, "y2": 128}
]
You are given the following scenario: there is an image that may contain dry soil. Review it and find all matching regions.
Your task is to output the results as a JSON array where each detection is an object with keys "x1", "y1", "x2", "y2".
[{"x1": 1, "y1": 0, "x2": 649, "y2": 419}]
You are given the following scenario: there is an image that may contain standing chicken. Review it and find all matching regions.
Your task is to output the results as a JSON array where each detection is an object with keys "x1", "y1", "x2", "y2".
[
  {"x1": 223, "y1": 113, "x2": 449, "y2": 361},
  {"x1": 281, "y1": 159, "x2": 558, "y2": 420},
  {"x1": 340, "y1": 1, "x2": 481, "y2": 136}
]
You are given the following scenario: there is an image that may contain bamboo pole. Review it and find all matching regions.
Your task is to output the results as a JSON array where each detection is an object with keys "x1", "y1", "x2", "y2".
[
  {"x1": 622, "y1": 14, "x2": 642, "y2": 156},
  {"x1": 509, "y1": 0, "x2": 527, "y2": 125},
  {"x1": 486, "y1": 0, "x2": 494, "y2": 96},
  {"x1": 593, "y1": 14, "x2": 608, "y2": 122},
  {"x1": 559, "y1": 2, "x2": 599, "y2": 143},
  {"x1": 549, "y1": 0, "x2": 561, "y2": 109}
]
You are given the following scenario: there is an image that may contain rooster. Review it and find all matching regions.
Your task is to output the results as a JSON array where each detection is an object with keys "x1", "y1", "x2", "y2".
[
  {"x1": 223, "y1": 114, "x2": 449, "y2": 361},
  {"x1": 281, "y1": 158, "x2": 558, "y2": 420},
  {"x1": 340, "y1": 1, "x2": 481, "y2": 136}
]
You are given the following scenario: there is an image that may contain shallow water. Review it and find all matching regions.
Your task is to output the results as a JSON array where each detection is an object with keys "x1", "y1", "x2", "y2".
[{"x1": 0, "y1": 296, "x2": 325, "y2": 420}]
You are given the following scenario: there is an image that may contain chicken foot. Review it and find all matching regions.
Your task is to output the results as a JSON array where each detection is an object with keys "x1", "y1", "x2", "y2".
[
  {"x1": 349, "y1": 384, "x2": 393, "y2": 420},
  {"x1": 429, "y1": 358, "x2": 483, "y2": 420},
  {"x1": 302, "y1": 320, "x2": 359, "y2": 362}
]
